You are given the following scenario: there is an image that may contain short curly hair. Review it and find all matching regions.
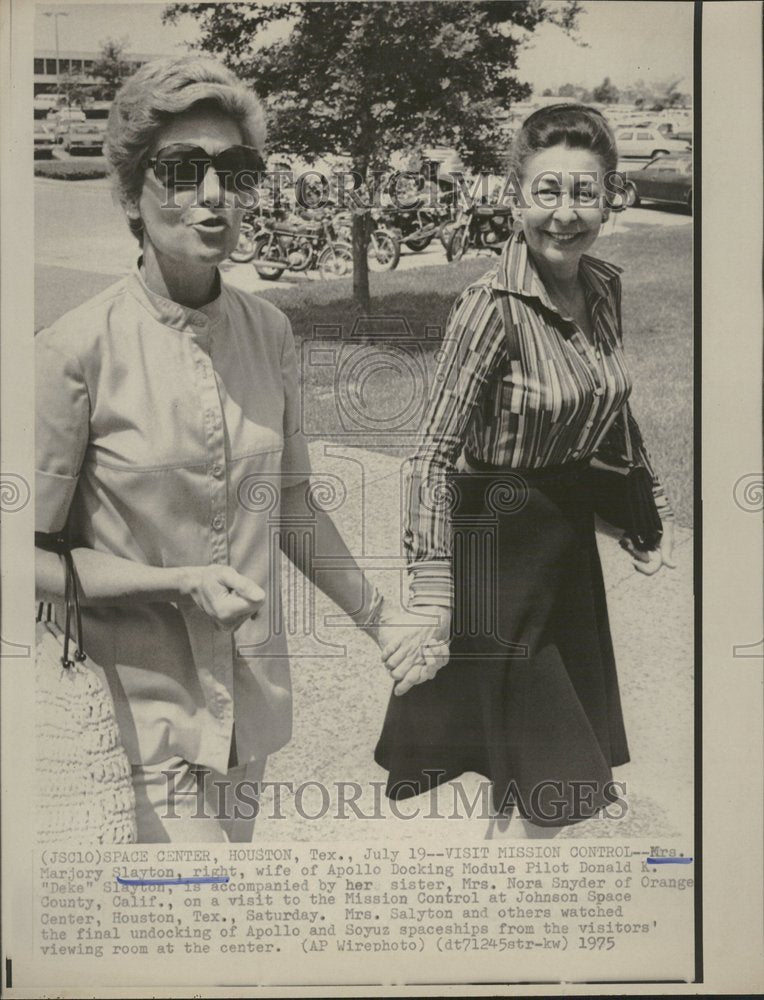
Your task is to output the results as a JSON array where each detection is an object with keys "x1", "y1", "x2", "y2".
[
  {"x1": 511, "y1": 103, "x2": 619, "y2": 179},
  {"x1": 105, "y1": 55, "x2": 265, "y2": 243}
]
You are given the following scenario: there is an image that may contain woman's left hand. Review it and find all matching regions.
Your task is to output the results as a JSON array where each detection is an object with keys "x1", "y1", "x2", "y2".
[
  {"x1": 379, "y1": 606, "x2": 452, "y2": 696},
  {"x1": 621, "y1": 519, "x2": 677, "y2": 575}
]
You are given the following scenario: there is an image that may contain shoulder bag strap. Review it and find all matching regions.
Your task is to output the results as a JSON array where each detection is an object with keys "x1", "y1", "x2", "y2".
[{"x1": 35, "y1": 528, "x2": 85, "y2": 667}]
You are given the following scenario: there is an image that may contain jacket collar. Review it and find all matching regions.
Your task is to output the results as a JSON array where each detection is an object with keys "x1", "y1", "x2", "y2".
[
  {"x1": 126, "y1": 257, "x2": 225, "y2": 333},
  {"x1": 493, "y1": 230, "x2": 622, "y2": 322}
]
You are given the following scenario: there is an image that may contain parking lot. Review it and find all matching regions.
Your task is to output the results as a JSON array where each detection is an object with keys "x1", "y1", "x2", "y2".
[{"x1": 34, "y1": 167, "x2": 691, "y2": 329}]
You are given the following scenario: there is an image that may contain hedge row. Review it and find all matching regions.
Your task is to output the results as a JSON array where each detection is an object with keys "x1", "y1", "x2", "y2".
[{"x1": 34, "y1": 158, "x2": 108, "y2": 180}]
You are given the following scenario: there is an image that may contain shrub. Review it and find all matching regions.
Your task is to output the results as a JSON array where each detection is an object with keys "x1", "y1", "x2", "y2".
[{"x1": 34, "y1": 158, "x2": 108, "y2": 181}]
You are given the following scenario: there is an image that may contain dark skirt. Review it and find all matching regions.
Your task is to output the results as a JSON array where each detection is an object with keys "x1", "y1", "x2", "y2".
[{"x1": 374, "y1": 461, "x2": 630, "y2": 827}]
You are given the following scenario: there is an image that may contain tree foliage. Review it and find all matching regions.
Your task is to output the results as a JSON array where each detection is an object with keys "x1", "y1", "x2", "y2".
[
  {"x1": 91, "y1": 38, "x2": 131, "y2": 101},
  {"x1": 591, "y1": 75, "x2": 619, "y2": 104},
  {"x1": 58, "y1": 72, "x2": 91, "y2": 109},
  {"x1": 164, "y1": 1, "x2": 582, "y2": 310},
  {"x1": 625, "y1": 76, "x2": 690, "y2": 110},
  {"x1": 557, "y1": 81, "x2": 591, "y2": 101}
]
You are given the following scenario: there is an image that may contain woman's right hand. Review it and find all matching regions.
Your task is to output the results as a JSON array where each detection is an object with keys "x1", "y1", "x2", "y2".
[
  {"x1": 380, "y1": 606, "x2": 452, "y2": 696},
  {"x1": 178, "y1": 565, "x2": 265, "y2": 632}
]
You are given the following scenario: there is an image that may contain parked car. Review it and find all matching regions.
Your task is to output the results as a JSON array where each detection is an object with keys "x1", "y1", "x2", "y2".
[
  {"x1": 622, "y1": 154, "x2": 693, "y2": 212},
  {"x1": 33, "y1": 122, "x2": 55, "y2": 159},
  {"x1": 63, "y1": 122, "x2": 105, "y2": 156},
  {"x1": 47, "y1": 107, "x2": 86, "y2": 143},
  {"x1": 615, "y1": 127, "x2": 691, "y2": 158}
]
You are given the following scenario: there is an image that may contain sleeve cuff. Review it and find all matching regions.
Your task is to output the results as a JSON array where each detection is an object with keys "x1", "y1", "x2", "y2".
[
  {"x1": 408, "y1": 560, "x2": 454, "y2": 609},
  {"x1": 35, "y1": 469, "x2": 78, "y2": 533}
]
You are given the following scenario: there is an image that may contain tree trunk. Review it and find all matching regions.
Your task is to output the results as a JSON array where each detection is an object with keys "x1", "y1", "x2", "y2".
[
  {"x1": 352, "y1": 213, "x2": 370, "y2": 315},
  {"x1": 351, "y1": 157, "x2": 371, "y2": 314}
]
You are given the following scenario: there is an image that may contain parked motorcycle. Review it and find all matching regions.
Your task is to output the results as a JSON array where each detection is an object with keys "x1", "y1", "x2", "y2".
[
  {"x1": 250, "y1": 210, "x2": 352, "y2": 280},
  {"x1": 436, "y1": 196, "x2": 460, "y2": 251},
  {"x1": 333, "y1": 210, "x2": 401, "y2": 271},
  {"x1": 377, "y1": 206, "x2": 442, "y2": 253},
  {"x1": 229, "y1": 210, "x2": 265, "y2": 263},
  {"x1": 445, "y1": 203, "x2": 513, "y2": 262}
]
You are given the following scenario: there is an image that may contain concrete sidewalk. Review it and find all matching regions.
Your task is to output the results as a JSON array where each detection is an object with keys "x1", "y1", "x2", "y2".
[{"x1": 255, "y1": 443, "x2": 694, "y2": 843}]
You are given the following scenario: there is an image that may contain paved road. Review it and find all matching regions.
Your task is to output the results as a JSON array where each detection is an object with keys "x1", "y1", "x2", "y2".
[{"x1": 34, "y1": 175, "x2": 691, "y2": 329}]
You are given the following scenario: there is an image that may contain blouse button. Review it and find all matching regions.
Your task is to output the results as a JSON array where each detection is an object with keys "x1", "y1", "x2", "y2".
[
  {"x1": 212, "y1": 514, "x2": 225, "y2": 531},
  {"x1": 593, "y1": 387, "x2": 604, "y2": 396},
  {"x1": 211, "y1": 464, "x2": 223, "y2": 478}
]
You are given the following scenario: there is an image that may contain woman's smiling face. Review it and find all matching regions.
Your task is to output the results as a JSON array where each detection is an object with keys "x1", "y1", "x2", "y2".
[{"x1": 517, "y1": 144, "x2": 608, "y2": 275}]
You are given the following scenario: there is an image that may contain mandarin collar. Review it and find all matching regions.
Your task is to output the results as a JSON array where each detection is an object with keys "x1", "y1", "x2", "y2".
[
  {"x1": 126, "y1": 258, "x2": 226, "y2": 333},
  {"x1": 493, "y1": 231, "x2": 622, "y2": 322}
]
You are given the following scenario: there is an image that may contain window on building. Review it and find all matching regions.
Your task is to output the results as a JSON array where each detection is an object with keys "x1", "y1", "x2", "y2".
[
  {"x1": 45, "y1": 59, "x2": 57, "y2": 75},
  {"x1": 71, "y1": 59, "x2": 83, "y2": 73},
  {"x1": 59, "y1": 59, "x2": 70, "y2": 73},
  {"x1": 84, "y1": 60, "x2": 94, "y2": 73},
  {"x1": 34, "y1": 58, "x2": 44, "y2": 74}
]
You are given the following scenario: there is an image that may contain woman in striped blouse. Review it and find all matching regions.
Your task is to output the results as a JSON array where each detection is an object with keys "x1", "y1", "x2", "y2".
[{"x1": 375, "y1": 105, "x2": 676, "y2": 836}]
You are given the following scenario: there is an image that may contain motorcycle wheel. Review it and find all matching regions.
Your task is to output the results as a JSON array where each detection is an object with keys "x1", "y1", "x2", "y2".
[
  {"x1": 406, "y1": 233, "x2": 433, "y2": 252},
  {"x1": 252, "y1": 235, "x2": 285, "y2": 280},
  {"x1": 229, "y1": 223, "x2": 257, "y2": 263},
  {"x1": 317, "y1": 243, "x2": 353, "y2": 279},
  {"x1": 438, "y1": 220, "x2": 455, "y2": 250},
  {"x1": 368, "y1": 230, "x2": 400, "y2": 272},
  {"x1": 445, "y1": 225, "x2": 470, "y2": 263}
]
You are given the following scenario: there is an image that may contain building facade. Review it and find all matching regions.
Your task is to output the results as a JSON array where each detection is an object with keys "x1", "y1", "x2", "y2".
[{"x1": 34, "y1": 49, "x2": 169, "y2": 98}]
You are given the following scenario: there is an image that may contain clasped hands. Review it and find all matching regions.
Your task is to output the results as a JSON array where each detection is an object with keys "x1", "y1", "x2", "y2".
[{"x1": 375, "y1": 606, "x2": 452, "y2": 697}]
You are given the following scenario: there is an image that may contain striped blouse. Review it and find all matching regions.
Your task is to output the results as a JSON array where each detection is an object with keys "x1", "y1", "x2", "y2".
[{"x1": 404, "y1": 230, "x2": 674, "y2": 608}]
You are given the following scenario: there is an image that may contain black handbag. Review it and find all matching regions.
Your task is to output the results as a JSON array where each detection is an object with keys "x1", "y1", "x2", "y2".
[
  {"x1": 587, "y1": 444, "x2": 664, "y2": 551},
  {"x1": 493, "y1": 286, "x2": 664, "y2": 552}
]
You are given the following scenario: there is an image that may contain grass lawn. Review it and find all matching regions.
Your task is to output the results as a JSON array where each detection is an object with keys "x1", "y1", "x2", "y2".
[{"x1": 257, "y1": 222, "x2": 693, "y2": 527}]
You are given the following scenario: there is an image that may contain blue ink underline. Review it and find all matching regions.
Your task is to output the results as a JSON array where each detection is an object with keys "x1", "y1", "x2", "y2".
[
  {"x1": 116, "y1": 861, "x2": 692, "y2": 887},
  {"x1": 646, "y1": 857, "x2": 693, "y2": 865},
  {"x1": 116, "y1": 876, "x2": 230, "y2": 886}
]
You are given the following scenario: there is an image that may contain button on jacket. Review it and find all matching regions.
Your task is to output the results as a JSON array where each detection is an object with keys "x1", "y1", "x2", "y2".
[
  {"x1": 404, "y1": 231, "x2": 674, "y2": 607},
  {"x1": 35, "y1": 264, "x2": 311, "y2": 773}
]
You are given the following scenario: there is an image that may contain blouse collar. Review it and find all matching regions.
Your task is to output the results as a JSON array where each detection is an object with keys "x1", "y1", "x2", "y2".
[
  {"x1": 494, "y1": 230, "x2": 622, "y2": 321},
  {"x1": 126, "y1": 257, "x2": 226, "y2": 332}
]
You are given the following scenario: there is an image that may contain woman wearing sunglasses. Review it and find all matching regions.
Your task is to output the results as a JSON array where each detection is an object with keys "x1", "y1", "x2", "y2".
[
  {"x1": 35, "y1": 56, "x2": 389, "y2": 842},
  {"x1": 375, "y1": 105, "x2": 677, "y2": 836}
]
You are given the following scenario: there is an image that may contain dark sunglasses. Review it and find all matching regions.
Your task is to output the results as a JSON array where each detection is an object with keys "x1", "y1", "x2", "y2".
[{"x1": 142, "y1": 143, "x2": 266, "y2": 191}]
